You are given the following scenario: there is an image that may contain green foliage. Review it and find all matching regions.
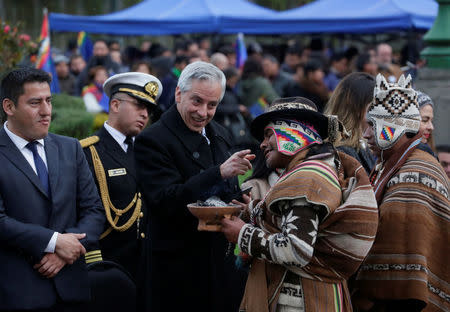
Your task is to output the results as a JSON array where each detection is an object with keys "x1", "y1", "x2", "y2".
[
  {"x1": 238, "y1": 169, "x2": 253, "y2": 187},
  {"x1": 254, "y1": 0, "x2": 313, "y2": 11},
  {"x1": 51, "y1": 93, "x2": 86, "y2": 110},
  {"x1": 50, "y1": 94, "x2": 94, "y2": 139},
  {"x1": 0, "y1": 19, "x2": 37, "y2": 74}
]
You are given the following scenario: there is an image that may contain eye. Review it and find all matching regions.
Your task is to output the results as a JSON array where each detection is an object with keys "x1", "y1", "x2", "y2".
[{"x1": 264, "y1": 129, "x2": 273, "y2": 139}]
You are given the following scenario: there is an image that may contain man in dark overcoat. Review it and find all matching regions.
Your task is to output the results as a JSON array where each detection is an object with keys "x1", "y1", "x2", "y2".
[{"x1": 135, "y1": 61, "x2": 253, "y2": 312}]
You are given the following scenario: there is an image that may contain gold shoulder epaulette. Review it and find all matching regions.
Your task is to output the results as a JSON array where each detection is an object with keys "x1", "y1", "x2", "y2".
[{"x1": 79, "y1": 136, "x2": 100, "y2": 148}]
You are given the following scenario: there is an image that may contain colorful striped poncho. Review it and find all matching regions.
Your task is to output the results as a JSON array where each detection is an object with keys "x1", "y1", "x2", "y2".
[
  {"x1": 239, "y1": 150, "x2": 378, "y2": 312},
  {"x1": 355, "y1": 142, "x2": 450, "y2": 311}
]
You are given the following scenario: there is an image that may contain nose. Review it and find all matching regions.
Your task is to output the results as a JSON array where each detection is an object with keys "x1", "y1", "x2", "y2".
[
  {"x1": 41, "y1": 100, "x2": 52, "y2": 115},
  {"x1": 141, "y1": 107, "x2": 149, "y2": 118},
  {"x1": 363, "y1": 125, "x2": 371, "y2": 140},
  {"x1": 260, "y1": 138, "x2": 268, "y2": 150},
  {"x1": 197, "y1": 104, "x2": 207, "y2": 118},
  {"x1": 428, "y1": 121, "x2": 434, "y2": 131}
]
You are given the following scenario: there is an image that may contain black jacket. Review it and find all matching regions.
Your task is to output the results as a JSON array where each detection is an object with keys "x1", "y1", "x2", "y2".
[
  {"x1": 0, "y1": 129, "x2": 104, "y2": 310},
  {"x1": 83, "y1": 126, "x2": 147, "y2": 280},
  {"x1": 135, "y1": 105, "x2": 246, "y2": 312}
]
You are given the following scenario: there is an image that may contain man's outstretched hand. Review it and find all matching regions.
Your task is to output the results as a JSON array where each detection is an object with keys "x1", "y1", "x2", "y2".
[{"x1": 220, "y1": 150, "x2": 255, "y2": 179}]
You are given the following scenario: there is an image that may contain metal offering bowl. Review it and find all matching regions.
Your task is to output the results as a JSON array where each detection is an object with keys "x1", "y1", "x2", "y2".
[{"x1": 187, "y1": 204, "x2": 242, "y2": 232}]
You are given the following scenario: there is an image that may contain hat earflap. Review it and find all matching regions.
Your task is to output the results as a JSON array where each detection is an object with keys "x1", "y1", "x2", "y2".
[
  {"x1": 327, "y1": 115, "x2": 350, "y2": 145},
  {"x1": 267, "y1": 120, "x2": 323, "y2": 156}
]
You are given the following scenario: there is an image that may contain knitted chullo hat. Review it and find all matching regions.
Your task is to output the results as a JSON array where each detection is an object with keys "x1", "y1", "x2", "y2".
[
  {"x1": 416, "y1": 90, "x2": 434, "y2": 109},
  {"x1": 251, "y1": 97, "x2": 348, "y2": 155},
  {"x1": 367, "y1": 74, "x2": 420, "y2": 150}
]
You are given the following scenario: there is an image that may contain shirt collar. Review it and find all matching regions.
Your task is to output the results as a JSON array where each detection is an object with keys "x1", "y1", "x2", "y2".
[
  {"x1": 104, "y1": 121, "x2": 131, "y2": 145},
  {"x1": 3, "y1": 121, "x2": 45, "y2": 150},
  {"x1": 201, "y1": 127, "x2": 210, "y2": 145}
]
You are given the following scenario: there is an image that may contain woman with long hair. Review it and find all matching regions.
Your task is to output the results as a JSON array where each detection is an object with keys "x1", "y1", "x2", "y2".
[{"x1": 324, "y1": 72, "x2": 376, "y2": 174}]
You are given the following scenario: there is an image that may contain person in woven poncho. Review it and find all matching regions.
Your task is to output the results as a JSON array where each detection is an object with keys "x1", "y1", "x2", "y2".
[
  {"x1": 353, "y1": 74, "x2": 449, "y2": 312},
  {"x1": 222, "y1": 97, "x2": 379, "y2": 312}
]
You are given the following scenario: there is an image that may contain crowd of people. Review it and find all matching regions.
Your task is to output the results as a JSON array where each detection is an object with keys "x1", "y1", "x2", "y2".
[{"x1": 0, "y1": 34, "x2": 449, "y2": 312}]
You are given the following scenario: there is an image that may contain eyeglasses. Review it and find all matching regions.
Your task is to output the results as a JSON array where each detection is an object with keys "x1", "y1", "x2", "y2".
[{"x1": 114, "y1": 97, "x2": 139, "y2": 106}]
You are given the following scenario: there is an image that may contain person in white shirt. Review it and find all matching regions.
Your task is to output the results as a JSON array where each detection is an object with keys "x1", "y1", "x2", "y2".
[
  {"x1": 0, "y1": 67, "x2": 104, "y2": 311},
  {"x1": 80, "y1": 72, "x2": 163, "y2": 311}
]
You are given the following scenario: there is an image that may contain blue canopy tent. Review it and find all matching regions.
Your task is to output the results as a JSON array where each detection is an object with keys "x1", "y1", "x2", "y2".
[
  {"x1": 271, "y1": 0, "x2": 438, "y2": 34},
  {"x1": 49, "y1": 0, "x2": 278, "y2": 35}
]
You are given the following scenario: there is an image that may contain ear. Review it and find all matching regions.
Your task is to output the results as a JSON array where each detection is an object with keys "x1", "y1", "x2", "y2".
[
  {"x1": 109, "y1": 98, "x2": 121, "y2": 113},
  {"x1": 2, "y1": 99, "x2": 15, "y2": 117},
  {"x1": 175, "y1": 86, "x2": 182, "y2": 104}
]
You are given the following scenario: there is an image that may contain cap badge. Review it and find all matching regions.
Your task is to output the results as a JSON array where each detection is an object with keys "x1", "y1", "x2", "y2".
[{"x1": 145, "y1": 81, "x2": 159, "y2": 98}]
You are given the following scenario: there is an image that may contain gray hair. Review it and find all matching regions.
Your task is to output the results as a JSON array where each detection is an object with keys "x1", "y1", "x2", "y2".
[
  {"x1": 177, "y1": 61, "x2": 226, "y2": 101},
  {"x1": 210, "y1": 53, "x2": 228, "y2": 67}
]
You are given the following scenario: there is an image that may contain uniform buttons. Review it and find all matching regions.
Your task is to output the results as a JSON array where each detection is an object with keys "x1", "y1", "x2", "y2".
[
  {"x1": 140, "y1": 232, "x2": 146, "y2": 238},
  {"x1": 139, "y1": 212, "x2": 144, "y2": 218},
  {"x1": 193, "y1": 151, "x2": 200, "y2": 159}
]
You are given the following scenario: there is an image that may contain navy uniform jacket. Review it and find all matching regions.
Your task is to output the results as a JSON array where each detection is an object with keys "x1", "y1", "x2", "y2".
[
  {"x1": 135, "y1": 105, "x2": 246, "y2": 312},
  {"x1": 0, "y1": 128, "x2": 105, "y2": 310},
  {"x1": 82, "y1": 126, "x2": 147, "y2": 279}
]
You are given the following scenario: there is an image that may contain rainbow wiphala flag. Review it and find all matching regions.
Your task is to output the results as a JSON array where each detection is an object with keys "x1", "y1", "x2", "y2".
[
  {"x1": 36, "y1": 9, "x2": 59, "y2": 93},
  {"x1": 249, "y1": 97, "x2": 268, "y2": 118},
  {"x1": 380, "y1": 125, "x2": 395, "y2": 141},
  {"x1": 77, "y1": 31, "x2": 93, "y2": 62},
  {"x1": 235, "y1": 33, "x2": 247, "y2": 70}
]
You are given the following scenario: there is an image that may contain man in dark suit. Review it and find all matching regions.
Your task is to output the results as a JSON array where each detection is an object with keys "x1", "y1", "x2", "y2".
[
  {"x1": 81, "y1": 72, "x2": 162, "y2": 281},
  {"x1": 0, "y1": 67, "x2": 105, "y2": 311},
  {"x1": 135, "y1": 61, "x2": 254, "y2": 312}
]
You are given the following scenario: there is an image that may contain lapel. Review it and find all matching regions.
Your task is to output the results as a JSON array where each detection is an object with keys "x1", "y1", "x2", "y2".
[
  {"x1": 162, "y1": 106, "x2": 214, "y2": 169},
  {"x1": 207, "y1": 122, "x2": 233, "y2": 165},
  {"x1": 44, "y1": 134, "x2": 59, "y2": 198},
  {"x1": 0, "y1": 127, "x2": 49, "y2": 198},
  {"x1": 98, "y1": 126, "x2": 136, "y2": 179}
]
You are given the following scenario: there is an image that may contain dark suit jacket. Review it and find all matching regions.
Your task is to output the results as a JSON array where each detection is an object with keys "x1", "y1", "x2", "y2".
[
  {"x1": 135, "y1": 105, "x2": 246, "y2": 312},
  {"x1": 83, "y1": 126, "x2": 147, "y2": 280},
  {"x1": 0, "y1": 128, "x2": 105, "y2": 310}
]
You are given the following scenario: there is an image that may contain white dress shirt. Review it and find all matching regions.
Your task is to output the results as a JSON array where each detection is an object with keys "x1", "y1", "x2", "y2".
[
  {"x1": 104, "y1": 121, "x2": 134, "y2": 152},
  {"x1": 3, "y1": 122, "x2": 58, "y2": 253},
  {"x1": 201, "y1": 128, "x2": 210, "y2": 145}
]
